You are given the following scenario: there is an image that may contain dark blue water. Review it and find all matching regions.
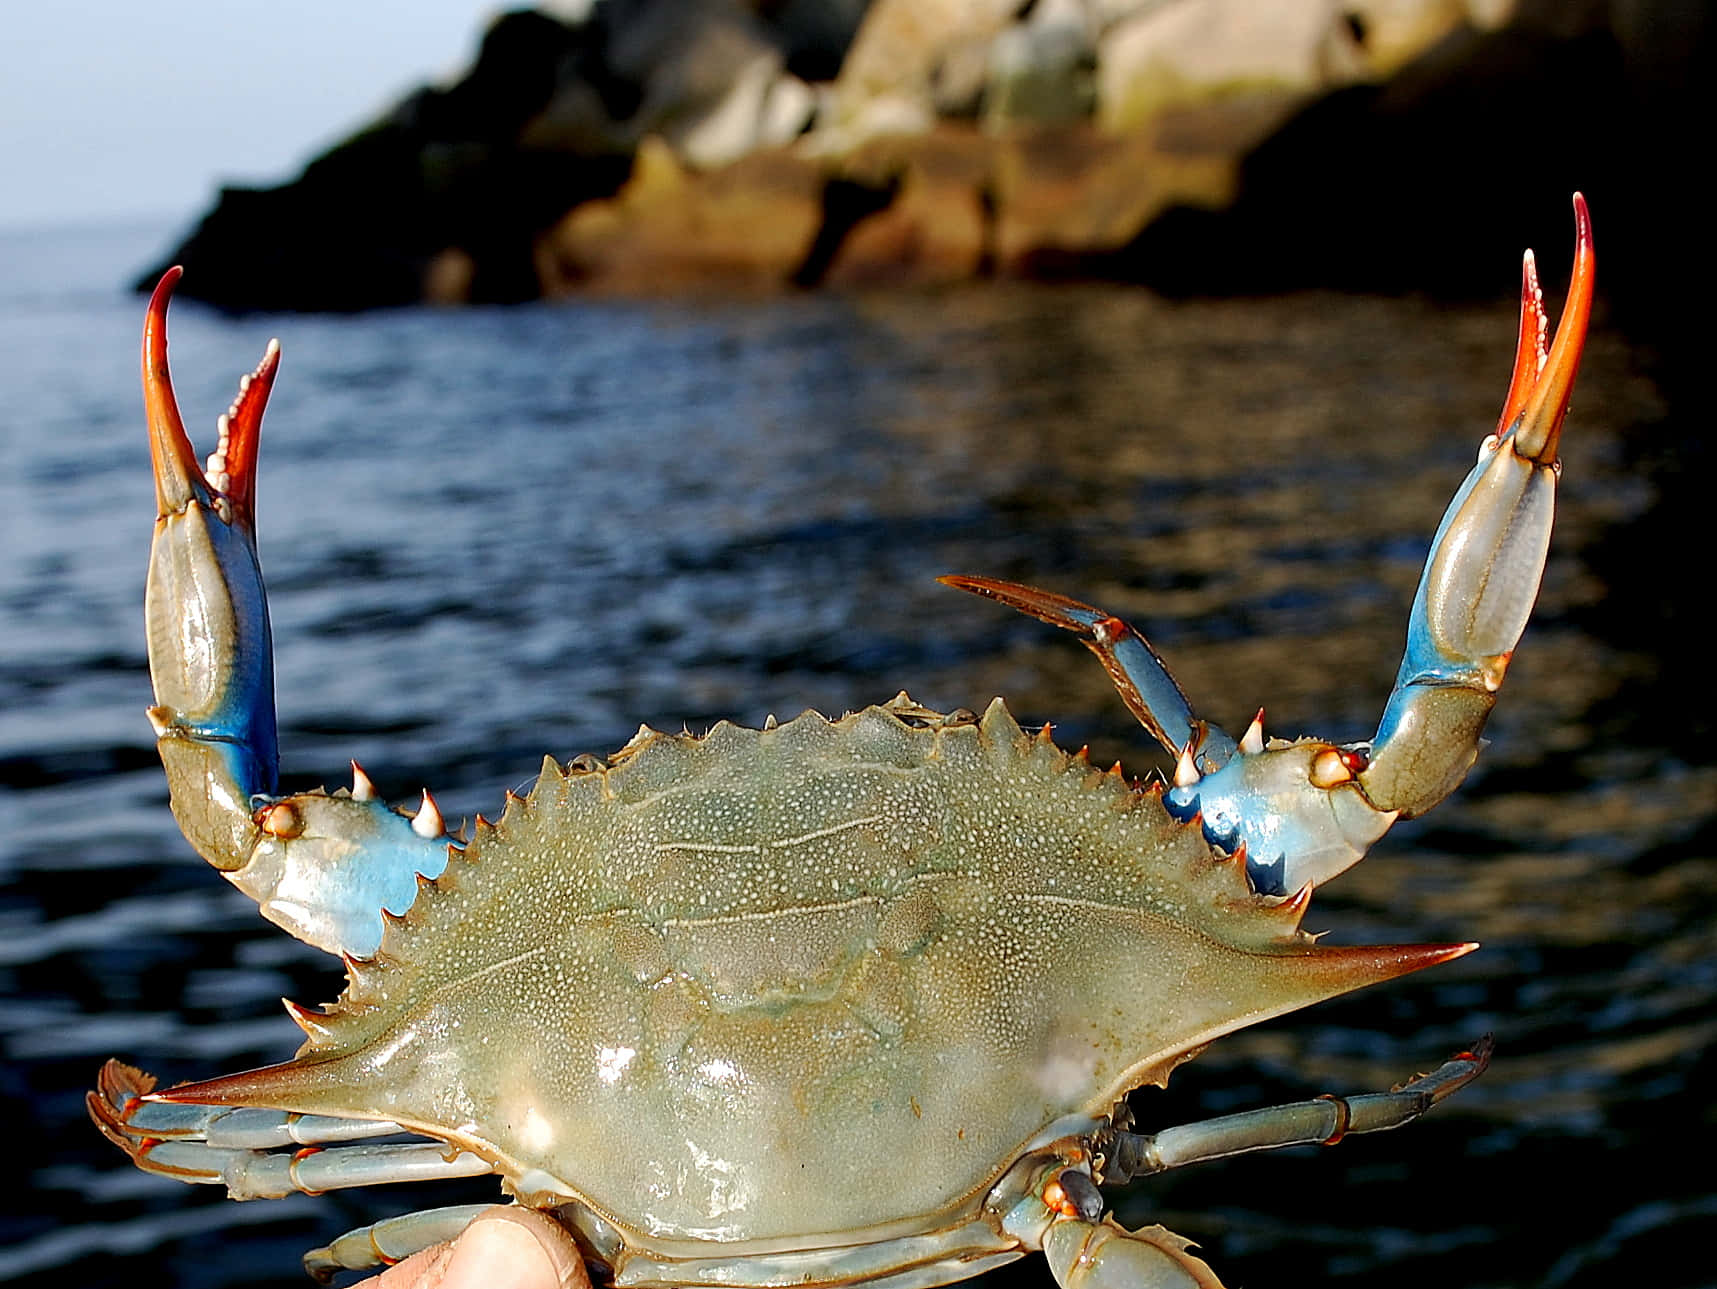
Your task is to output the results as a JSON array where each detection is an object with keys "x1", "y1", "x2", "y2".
[{"x1": 0, "y1": 220, "x2": 1707, "y2": 1288}]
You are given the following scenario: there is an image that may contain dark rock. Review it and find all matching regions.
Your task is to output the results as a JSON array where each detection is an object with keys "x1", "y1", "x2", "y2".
[
  {"x1": 139, "y1": 0, "x2": 1708, "y2": 316},
  {"x1": 138, "y1": 10, "x2": 632, "y2": 310}
]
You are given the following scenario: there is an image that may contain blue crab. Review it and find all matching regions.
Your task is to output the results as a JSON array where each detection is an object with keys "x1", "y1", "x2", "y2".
[{"x1": 90, "y1": 199, "x2": 1594, "y2": 1288}]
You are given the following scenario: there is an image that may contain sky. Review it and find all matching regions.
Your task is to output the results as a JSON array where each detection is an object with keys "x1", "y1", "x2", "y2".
[{"x1": 1, "y1": 1, "x2": 507, "y2": 230}]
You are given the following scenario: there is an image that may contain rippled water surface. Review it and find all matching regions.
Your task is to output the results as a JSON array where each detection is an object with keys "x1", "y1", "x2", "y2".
[{"x1": 1, "y1": 221, "x2": 1706, "y2": 1288}]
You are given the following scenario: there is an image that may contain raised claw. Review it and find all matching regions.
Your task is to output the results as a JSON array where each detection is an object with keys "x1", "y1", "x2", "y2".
[
  {"x1": 1361, "y1": 192, "x2": 1594, "y2": 817},
  {"x1": 143, "y1": 267, "x2": 280, "y2": 869},
  {"x1": 141, "y1": 272, "x2": 454, "y2": 959},
  {"x1": 946, "y1": 197, "x2": 1593, "y2": 897}
]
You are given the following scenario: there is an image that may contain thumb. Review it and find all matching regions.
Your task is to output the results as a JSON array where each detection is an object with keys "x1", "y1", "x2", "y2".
[{"x1": 366, "y1": 1205, "x2": 590, "y2": 1289}]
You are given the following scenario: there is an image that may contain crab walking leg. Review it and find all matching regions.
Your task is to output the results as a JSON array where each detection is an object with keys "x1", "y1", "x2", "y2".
[
  {"x1": 87, "y1": 1061, "x2": 404, "y2": 1147},
  {"x1": 103, "y1": 1132, "x2": 492, "y2": 1200},
  {"x1": 304, "y1": 1205, "x2": 496, "y2": 1280},
  {"x1": 1360, "y1": 193, "x2": 1593, "y2": 818},
  {"x1": 935, "y1": 577, "x2": 1233, "y2": 769},
  {"x1": 100, "y1": 1098, "x2": 405, "y2": 1148},
  {"x1": 1033, "y1": 1041, "x2": 1492, "y2": 1289},
  {"x1": 85, "y1": 1060, "x2": 491, "y2": 1199},
  {"x1": 116, "y1": 1134, "x2": 492, "y2": 1199},
  {"x1": 140, "y1": 270, "x2": 456, "y2": 961},
  {"x1": 1102, "y1": 1037, "x2": 1492, "y2": 1181}
]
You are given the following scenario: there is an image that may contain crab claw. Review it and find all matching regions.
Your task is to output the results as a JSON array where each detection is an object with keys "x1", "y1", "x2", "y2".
[
  {"x1": 140, "y1": 274, "x2": 456, "y2": 959},
  {"x1": 143, "y1": 268, "x2": 281, "y2": 869},
  {"x1": 947, "y1": 198, "x2": 1593, "y2": 898},
  {"x1": 1361, "y1": 192, "x2": 1594, "y2": 818}
]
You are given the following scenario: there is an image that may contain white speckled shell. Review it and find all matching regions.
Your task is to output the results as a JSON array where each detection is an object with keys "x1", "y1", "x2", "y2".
[{"x1": 184, "y1": 698, "x2": 1431, "y2": 1253}]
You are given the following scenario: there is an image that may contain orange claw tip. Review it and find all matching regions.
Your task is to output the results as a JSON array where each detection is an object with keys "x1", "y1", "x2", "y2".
[
  {"x1": 146, "y1": 265, "x2": 185, "y2": 313},
  {"x1": 143, "y1": 267, "x2": 201, "y2": 519},
  {"x1": 219, "y1": 335, "x2": 281, "y2": 530},
  {"x1": 141, "y1": 262, "x2": 278, "y2": 530},
  {"x1": 1514, "y1": 192, "x2": 1594, "y2": 464},
  {"x1": 1496, "y1": 247, "x2": 1549, "y2": 436}
]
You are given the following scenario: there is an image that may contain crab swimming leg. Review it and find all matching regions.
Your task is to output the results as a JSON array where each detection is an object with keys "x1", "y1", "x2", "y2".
[
  {"x1": 1026, "y1": 1042, "x2": 1492, "y2": 1289},
  {"x1": 142, "y1": 269, "x2": 454, "y2": 960},
  {"x1": 947, "y1": 194, "x2": 1594, "y2": 897}
]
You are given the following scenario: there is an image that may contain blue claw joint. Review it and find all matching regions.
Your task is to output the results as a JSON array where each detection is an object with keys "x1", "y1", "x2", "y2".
[
  {"x1": 946, "y1": 195, "x2": 1594, "y2": 899},
  {"x1": 142, "y1": 269, "x2": 452, "y2": 962}
]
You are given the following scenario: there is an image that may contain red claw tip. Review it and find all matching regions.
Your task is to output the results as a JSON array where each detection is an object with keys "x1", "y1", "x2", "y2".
[{"x1": 1512, "y1": 194, "x2": 1594, "y2": 464}]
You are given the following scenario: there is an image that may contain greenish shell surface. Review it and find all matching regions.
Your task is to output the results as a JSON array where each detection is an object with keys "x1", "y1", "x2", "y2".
[{"x1": 203, "y1": 698, "x2": 1425, "y2": 1251}]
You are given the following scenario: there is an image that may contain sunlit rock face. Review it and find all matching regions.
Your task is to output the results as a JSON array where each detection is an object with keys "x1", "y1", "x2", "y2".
[{"x1": 142, "y1": 0, "x2": 1689, "y2": 309}]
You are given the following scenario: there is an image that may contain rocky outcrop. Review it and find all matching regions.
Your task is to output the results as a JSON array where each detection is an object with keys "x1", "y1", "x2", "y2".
[
  {"x1": 141, "y1": 0, "x2": 1706, "y2": 311},
  {"x1": 141, "y1": 1, "x2": 863, "y2": 309},
  {"x1": 537, "y1": 135, "x2": 827, "y2": 293}
]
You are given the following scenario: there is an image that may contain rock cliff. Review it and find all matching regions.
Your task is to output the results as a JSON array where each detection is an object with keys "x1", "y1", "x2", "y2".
[{"x1": 139, "y1": 0, "x2": 1702, "y2": 316}]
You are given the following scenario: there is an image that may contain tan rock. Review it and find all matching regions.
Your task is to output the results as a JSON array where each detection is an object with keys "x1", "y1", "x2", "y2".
[
  {"x1": 1095, "y1": 0, "x2": 1507, "y2": 134},
  {"x1": 1097, "y1": 0, "x2": 1355, "y2": 134},
  {"x1": 992, "y1": 125, "x2": 1169, "y2": 271},
  {"x1": 536, "y1": 136, "x2": 825, "y2": 294},
  {"x1": 822, "y1": 119, "x2": 1232, "y2": 286},
  {"x1": 825, "y1": 127, "x2": 995, "y2": 287},
  {"x1": 826, "y1": 0, "x2": 1021, "y2": 143},
  {"x1": 1346, "y1": 0, "x2": 1514, "y2": 77}
]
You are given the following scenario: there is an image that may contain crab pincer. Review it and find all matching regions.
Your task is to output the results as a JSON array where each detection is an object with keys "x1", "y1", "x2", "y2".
[
  {"x1": 1361, "y1": 194, "x2": 1593, "y2": 815},
  {"x1": 141, "y1": 271, "x2": 454, "y2": 960},
  {"x1": 947, "y1": 194, "x2": 1594, "y2": 898},
  {"x1": 143, "y1": 266, "x2": 280, "y2": 857}
]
